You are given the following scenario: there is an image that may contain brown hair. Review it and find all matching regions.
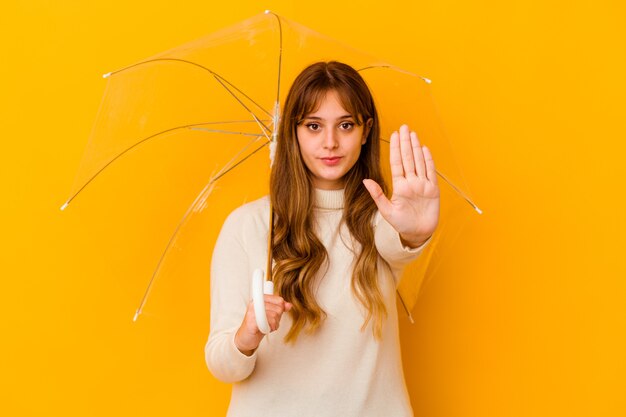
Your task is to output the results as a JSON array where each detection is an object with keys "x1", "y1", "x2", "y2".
[{"x1": 270, "y1": 61, "x2": 388, "y2": 341}]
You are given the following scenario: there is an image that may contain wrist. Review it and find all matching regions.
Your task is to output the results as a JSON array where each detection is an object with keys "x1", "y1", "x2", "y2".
[
  {"x1": 400, "y1": 233, "x2": 431, "y2": 248},
  {"x1": 235, "y1": 327, "x2": 258, "y2": 357}
]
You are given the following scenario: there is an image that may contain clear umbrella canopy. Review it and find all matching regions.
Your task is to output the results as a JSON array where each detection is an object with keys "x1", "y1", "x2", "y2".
[{"x1": 63, "y1": 11, "x2": 480, "y2": 322}]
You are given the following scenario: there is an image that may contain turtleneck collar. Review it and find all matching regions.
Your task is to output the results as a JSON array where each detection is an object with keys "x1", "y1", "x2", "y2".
[{"x1": 313, "y1": 188, "x2": 344, "y2": 210}]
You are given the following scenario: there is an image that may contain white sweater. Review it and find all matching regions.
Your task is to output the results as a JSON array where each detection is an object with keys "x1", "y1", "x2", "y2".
[{"x1": 205, "y1": 188, "x2": 429, "y2": 417}]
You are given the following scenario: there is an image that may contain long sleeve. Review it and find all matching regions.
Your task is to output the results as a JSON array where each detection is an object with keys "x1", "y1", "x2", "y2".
[
  {"x1": 373, "y1": 211, "x2": 431, "y2": 283},
  {"x1": 204, "y1": 199, "x2": 270, "y2": 383}
]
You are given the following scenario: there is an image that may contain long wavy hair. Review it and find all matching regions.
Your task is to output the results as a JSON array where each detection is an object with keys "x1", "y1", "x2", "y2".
[{"x1": 270, "y1": 61, "x2": 389, "y2": 342}]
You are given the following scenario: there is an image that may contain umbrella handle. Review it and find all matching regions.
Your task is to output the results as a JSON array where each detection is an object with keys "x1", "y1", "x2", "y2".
[{"x1": 252, "y1": 268, "x2": 274, "y2": 334}]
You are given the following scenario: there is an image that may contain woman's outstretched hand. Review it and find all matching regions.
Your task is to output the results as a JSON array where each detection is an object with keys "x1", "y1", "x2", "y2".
[{"x1": 363, "y1": 124, "x2": 440, "y2": 248}]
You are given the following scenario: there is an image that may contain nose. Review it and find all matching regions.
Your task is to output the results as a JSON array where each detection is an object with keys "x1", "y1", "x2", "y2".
[{"x1": 322, "y1": 128, "x2": 338, "y2": 149}]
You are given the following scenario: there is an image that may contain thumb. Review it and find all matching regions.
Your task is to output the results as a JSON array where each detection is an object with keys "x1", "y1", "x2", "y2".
[{"x1": 362, "y1": 179, "x2": 392, "y2": 218}]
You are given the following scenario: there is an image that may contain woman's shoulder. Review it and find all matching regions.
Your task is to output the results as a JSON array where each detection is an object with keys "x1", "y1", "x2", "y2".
[
  {"x1": 212, "y1": 196, "x2": 270, "y2": 265},
  {"x1": 221, "y1": 195, "x2": 271, "y2": 232}
]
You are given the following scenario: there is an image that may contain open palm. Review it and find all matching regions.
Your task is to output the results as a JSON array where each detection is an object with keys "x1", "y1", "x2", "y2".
[{"x1": 363, "y1": 124, "x2": 440, "y2": 247}]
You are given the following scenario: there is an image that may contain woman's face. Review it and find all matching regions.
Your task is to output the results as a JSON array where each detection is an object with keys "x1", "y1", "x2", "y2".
[{"x1": 296, "y1": 90, "x2": 370, "y2": 190}]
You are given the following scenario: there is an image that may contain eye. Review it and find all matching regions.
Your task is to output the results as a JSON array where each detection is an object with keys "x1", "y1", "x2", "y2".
[
  {"x1": 305, "y1": 123, "x2": 321, "y2": 131},
  {"x1": 339, "y1": 122, "x2": 354, "y2": 130}
]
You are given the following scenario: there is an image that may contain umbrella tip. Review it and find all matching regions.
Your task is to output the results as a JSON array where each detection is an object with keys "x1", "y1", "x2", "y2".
[
  {"x1": 133, "y1": 310, "x2": 140, "y2": 322},
  {"x1": 60, "y1": 202, "x2": 69, "y2": 211},
  {"x1": 475, "y1": 206, "x2": 483, "y2": 215},
  {"x1": 264, "y1": 9, "x2": 271, "y2": 14},
  {"x1": 422, "y1": 77, "x2": 432, "y2": 84},
  {"x1": 102, "y1": 72, "x2": 112, "y2": 79}
]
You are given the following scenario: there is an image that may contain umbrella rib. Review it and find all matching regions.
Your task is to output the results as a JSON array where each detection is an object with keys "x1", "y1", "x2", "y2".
[
  {"x1": 61, "y1": 122, "x2": 263, "y2": 209},
  {"x1": 104, "y1": 58, "x2": 273, "y2": 119},
  {"x1": 210, "y1": 135, "x2": 267, "y2": 181},
  {"x1": 209, "y1": 72, "x2": 274, "y2": 121},
  {"x1": 435, "y1": 170, "x2": 483, "y2": 214},
  {"x1": 210, "y1": 139, "x2": 270, "y2": 183},
  {"x1": 133, "y1": 139, "x2": 271, "y2": 321},
  {"x1": 192, "y1": 119, "x2": 271, "y2": 125},
  {"x1": 380, "y1": 138, "x2": 482, "y2": 214},
  {"x1": 251, "y1": 113, "x2": 272, "y2": 143},
  {"x1": 189, "y1": 127, "x2": 262, "y2": 136},
  {"x1": 420, "y1": 82, "x2": 483, "y2": 214},
  {"x1": 357, "y1": 64, "x2": 432, "y2": 84},
  {"x1": 267, "y1": 11, "x2": 283, "y2": 109},
  {"x1": 396, "y1": 291, "x2": 415, "y2": 324},
  {"x1": 270, "y1": 11, "x2": 283, "y2": 143},
  {"x1": 209, "y1": 74, "x2": 273, "y2": 136}
]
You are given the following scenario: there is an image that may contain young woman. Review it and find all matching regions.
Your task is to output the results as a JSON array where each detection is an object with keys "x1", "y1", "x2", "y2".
[{"x1": 205, "y1": 61, "x2": 440, "y2": 416}]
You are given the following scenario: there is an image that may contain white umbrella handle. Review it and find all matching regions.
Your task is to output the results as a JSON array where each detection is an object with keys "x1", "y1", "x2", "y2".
[{"x1": 252, "y1": 268, "x2": 274, "y2": 334}]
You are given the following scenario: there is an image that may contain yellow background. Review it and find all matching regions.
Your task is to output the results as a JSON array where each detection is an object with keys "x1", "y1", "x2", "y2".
[{"x1": 2, "y1": 0, "x2": 624, "y2": 416}]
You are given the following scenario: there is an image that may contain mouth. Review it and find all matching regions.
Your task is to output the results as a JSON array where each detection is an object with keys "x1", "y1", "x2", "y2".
[{"x1": 320, "y1": 156, "x2": 342, "y2": 166}]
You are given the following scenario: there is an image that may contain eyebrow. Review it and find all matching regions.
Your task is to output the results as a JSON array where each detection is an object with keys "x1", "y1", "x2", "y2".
[{"x1": 301, "y1": 114, "x2": 354, "y2": 121}]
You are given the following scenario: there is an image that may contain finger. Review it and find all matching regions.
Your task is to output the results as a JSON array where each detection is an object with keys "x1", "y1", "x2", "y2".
[
  {"x1": 411, "y1": 131, "x2": 426, "y2": 178},
  {"x1": 422, "y1": 146, "x2": 438, "y2": 185},
  {"x1": 267, "y1": 315, "x2": 279, "y2": 332},
  {"x1": 244, "y1": 302, "x2": 261, "y2": 331},
  {"x1": 267, "y1": 311, "x2": 286, "y2": 331},
  {"x1": 268, "y1": 315, "x2": 282, "y2": 332},
  {"x1": 389, "y1": 131, "x2": 404, "y2": 179},
  {"x1": 363, "y1": 179, "x2": 392, "y2": 218},
  {"x1": 264, "y1": 294, "x2": 288, "y2": 307},
  {"x1": 266, "y1": 309, "x2": 286, "y2": 321},
  {"x1": 399, "y1": 125, "x2": 416, "y2": 177},
  {"x1": 265, "y1": 301, "x2": 286, "y2": 315}
]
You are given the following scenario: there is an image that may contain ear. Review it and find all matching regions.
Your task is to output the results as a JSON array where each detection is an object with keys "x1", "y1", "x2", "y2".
[{"x1": 362, "y1": 118, "x2": 373, "y2": 145}]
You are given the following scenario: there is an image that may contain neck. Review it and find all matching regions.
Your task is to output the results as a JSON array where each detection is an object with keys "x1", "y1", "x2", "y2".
[{"x1": 314, "y1": 188, "x2": 344, "y2": 209}]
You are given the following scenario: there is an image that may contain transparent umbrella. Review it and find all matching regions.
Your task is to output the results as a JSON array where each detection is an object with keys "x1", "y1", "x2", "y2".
[{"x1": 62, "y1": 11, "x2": 481, "y2": 324}]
